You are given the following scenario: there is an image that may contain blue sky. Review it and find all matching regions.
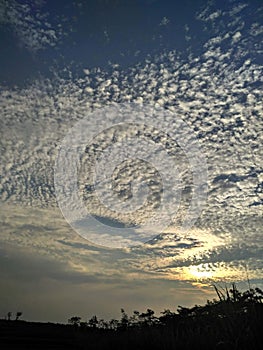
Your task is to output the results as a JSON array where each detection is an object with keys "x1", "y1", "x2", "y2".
[{"x1": 0, "y1": 0, "x2": 262, "y2": 322}]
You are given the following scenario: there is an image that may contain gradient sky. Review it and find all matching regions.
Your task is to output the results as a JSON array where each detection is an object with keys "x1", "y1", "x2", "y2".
[{"x1": 0, "y1": 0, "x2": 262, "y2": 323}]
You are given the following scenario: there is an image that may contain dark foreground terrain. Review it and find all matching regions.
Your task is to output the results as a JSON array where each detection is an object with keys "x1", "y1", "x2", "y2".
[{"x1": 1, "y1": 285, "x2": 262, "y2": 350}]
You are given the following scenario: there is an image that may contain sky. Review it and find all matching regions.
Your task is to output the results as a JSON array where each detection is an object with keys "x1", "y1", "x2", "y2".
[{"x1": 0, "y1": 0, "x2": 262, "y2": 323}]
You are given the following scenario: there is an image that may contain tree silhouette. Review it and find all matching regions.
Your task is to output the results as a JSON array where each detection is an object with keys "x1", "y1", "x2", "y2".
[
  {"x1": 88, "y1": 315, "x2": 98, "y2": 329},
  {"x1": 15, "y1": 312, "x2": 22, "y2": 321},
  {"x1": 138, "y1": 308, "x2": 158, "y2": 326},
  {"x1": 68, "y1": 316, "x2": 81, "y2": 327},
  {"x1": 119, "y1": 308, "x2": 129, "y2": 330},
  {"x1": 108, "y1": 318, "x2": 118, "y2": 330}
]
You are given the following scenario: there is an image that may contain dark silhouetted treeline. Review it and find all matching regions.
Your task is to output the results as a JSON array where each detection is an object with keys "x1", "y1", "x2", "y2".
[{"x1": 1, "y1": 284, "x2": 262, "y2": 349}]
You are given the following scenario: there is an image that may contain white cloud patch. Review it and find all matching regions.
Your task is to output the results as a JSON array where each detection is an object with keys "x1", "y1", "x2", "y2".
[
  {"x1": 159, "y1": 17, "x2": 170, "y2": 26},
  {"x1": 232, "y1": 31, "x2": 242, "y2": 43},
  {"x1": 0, "y1": 0, "x2": 64, "y2": 52}
]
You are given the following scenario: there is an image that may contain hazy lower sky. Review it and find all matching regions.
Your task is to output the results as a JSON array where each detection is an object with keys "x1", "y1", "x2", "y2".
[{"x1": 0, "y1": 0, "x2": 262, "y2": 322}]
